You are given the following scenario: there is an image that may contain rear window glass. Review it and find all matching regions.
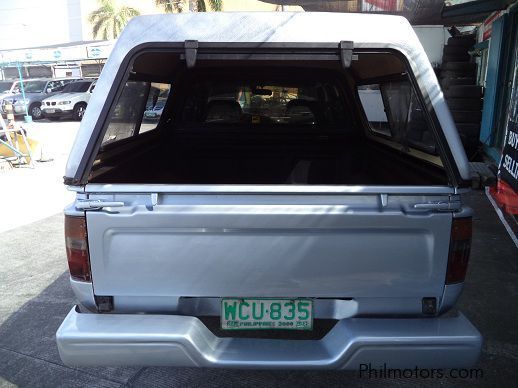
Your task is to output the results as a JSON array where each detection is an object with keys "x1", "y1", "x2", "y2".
[
  {"x1": 102, "y1": 82, "x2": 170, "y2": 146},
  {"x1": 358, "y1": 79, "x2": 437, "y2": 154},
  {"x1": 358, "y1": 85, "x2": 390, "y2": 136},
  {"x1": 24, "y1": 81, "x2": 47, "y2": 93},
  {"x1": 181, "y1": 79, "x2": 348, "y2": 128},
  {"x1": 141, "y1": 83, "x2": 170, "y2": 133},
  {"x1": 0, "y1": 81, "x2": 12, "y2": 93},
  {"x1": 88, "y1": 50, "x2": 448, "y2": 186},
  {"x1": 62, "y1": 81, "x2": 92, "y2": 93}
]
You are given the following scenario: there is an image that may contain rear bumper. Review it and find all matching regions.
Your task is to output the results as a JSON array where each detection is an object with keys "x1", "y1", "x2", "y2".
[{"x1": 57, "y1": 306, "x2": 481, "y2": 369}]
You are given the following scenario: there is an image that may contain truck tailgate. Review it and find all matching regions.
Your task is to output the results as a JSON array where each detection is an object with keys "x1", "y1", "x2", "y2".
[{"x1": 84, "y1": 192, "x2": 452, "y2": 300}]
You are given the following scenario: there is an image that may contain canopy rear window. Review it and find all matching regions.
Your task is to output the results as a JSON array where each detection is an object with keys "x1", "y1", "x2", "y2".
[{"x1": 84, "y1": 46, "x2": 451, "y2": 187}]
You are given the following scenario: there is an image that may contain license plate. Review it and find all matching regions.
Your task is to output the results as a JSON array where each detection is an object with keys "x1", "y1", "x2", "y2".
[
  {"x1": 221, "y1": 298, "x2": 313, "y2": 330},
  {"x1": 46, "y1": 109, "x2": 55, "y2": 113}
]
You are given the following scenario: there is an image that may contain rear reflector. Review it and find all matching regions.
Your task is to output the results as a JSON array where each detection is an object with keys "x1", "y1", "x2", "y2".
[
  {"x1": 65, "y1": 215, "x2": 91, "y2": 282},
  {"x1": 446, "y1": 217, "x2": 472, "y2": 284}
]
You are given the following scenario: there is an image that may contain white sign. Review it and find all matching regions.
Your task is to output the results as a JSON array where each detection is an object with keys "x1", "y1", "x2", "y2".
[
  {"x1": 86, "y1": 44, "x2": 113, "y2": 59},
  {"x1": 1, "y1": 42, "x2": 113, "y2": 64}
]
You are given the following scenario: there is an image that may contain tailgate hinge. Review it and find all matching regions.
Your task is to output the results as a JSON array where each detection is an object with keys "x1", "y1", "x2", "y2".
[
  {"x1": 76, "y1": 199, "x2": 124, "y2": 210},
  {"x1": 339, "y1": 41, "x2": 353, "y2": 69},
  {"x1": 184, "y1": 40, "x2": 198, "y2": 68}
]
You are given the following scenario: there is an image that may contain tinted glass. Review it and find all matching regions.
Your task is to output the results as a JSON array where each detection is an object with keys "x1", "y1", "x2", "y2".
[
  {"x1": 182, "y1": 80, "x2": 347, "y2": 128},
  {"x1": 62, "y1": 81, "x2": 92, "y2": 93},
  {"x1": 358, "y1": 84, "x2": 390, "y2": 136},
  {"x1": 358, "y1": 79, "x2": 437, "y2": 154},
  {"x1": 24, "y1": 81, "x2": 47, "y2": 93},
  {"x1": 47, "y1": 80, "x2": 64, "y2": 92},
  {"x1": 141, "y1": 83, "x2": 171, "y2": 133},
  {"x1": 102, "y1": 81, "x2": 148, "y2": 146},
  {"x1": 0, "y1": 81, "x2": 12, "y2": 93}
]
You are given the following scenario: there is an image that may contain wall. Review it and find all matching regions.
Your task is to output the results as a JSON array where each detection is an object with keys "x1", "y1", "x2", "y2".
[
  {"x1": 0, "y1": 0, "x2": 86, "y2": 50},
  {"x1": 413, "y1": 26, "x2": 450, "y2": 67}
]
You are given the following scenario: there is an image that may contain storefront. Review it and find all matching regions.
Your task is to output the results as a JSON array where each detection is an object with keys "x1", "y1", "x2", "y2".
[
  {"x1": 0, "y1": 41, "x2": 113, "y2": 81},
  {"x1": 477, "y1": 3, "x2": 518, "y2": 219}
]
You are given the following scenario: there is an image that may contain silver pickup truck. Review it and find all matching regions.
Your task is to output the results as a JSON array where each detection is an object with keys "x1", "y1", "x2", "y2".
[{"x1": 57, "y1": 12, "x2": 482, "y2": 369}]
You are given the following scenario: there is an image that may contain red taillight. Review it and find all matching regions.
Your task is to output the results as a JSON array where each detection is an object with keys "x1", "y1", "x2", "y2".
[
  {"x1": 65, "y1": 215, "x2": 91, "y2": 282},
  {"x1": 446, "y1": 217, "x2": 472, "y2": 284}
]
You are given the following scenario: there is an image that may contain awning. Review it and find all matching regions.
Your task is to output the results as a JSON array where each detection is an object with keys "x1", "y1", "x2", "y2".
[{"x1": 260, "y1": 0, "x2": 515, "y2": 25}]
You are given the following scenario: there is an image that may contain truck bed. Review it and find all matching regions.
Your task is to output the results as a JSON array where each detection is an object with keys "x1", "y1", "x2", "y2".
[{"x1": 91, "y1": 129, "x2": 448, "y2": 186}]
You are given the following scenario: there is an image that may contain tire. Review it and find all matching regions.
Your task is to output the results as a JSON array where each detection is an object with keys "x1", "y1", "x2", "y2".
[
  {"x1": 29, "y1": 103, "x2": 43, "y2": 120},
  {"x1": 442, "y1": 52, "x2": 470, "y2": 62},
  {"x1": 446, "y1": 98, "x2": 483, "y2": 111},
  {"x1": 441, "y1": 77, "x2": 476, "y2": 89},
  {"x1": 447, "y1": 36, "x2": 476, "y2": 47},
  {"x1": 443, "y1": 45, "x2": 469, "y2": 55},
  {"x1": 451, "y1": 110, "x2": 482, "y2": 123},
  {"x1": 442, "y1": 62, "x2": 477, "y2": 72},
  {"x1": 440, "y1": 69, "x2": 477, "y2": 79},
  {"x1": 72, "y1": 103, "x2": 87, "y2": 121},
  {"x1": 444, "y1": 85, "x2": 483, "y2": 98}
]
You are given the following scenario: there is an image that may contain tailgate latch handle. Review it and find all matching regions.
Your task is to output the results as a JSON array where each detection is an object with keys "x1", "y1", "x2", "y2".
[
  {"x1": 76, "y1": 200, "x2": 125, "y2": 210},
  {"x1": 413, "y1": 201, "x2": 461, "y2": 211}
]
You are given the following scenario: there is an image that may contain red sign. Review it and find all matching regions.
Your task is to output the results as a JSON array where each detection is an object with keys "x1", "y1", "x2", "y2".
[{"x1": 364, "y1": 0, "x2": 399, "y2": 11}]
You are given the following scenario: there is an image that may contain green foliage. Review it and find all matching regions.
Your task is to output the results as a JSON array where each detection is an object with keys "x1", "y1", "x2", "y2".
[
  {"x1": 154, "y1": 0, "x2": 222, "y2": 13},
  {"x1": 207, "y1": 0, "x2": 222, "y2": 11},
  {"x1": 154, "y1": 0, "x2": 183, "y2": 13},
  {"x1": 88, "y1": 0, "x2": 140, "y2": 40}
]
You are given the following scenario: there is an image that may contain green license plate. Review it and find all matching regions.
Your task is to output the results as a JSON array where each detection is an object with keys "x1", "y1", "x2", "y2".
[{"x1": 221, "y1": 298, "x2": 313, "y2": 330}]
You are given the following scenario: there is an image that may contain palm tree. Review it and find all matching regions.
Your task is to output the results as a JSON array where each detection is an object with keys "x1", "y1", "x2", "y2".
[
  {"x1": 195, "y1": 0, "x2": 222, "y2": 11},
  {"x1": 155, "y1": 0, "x2": 222, "y2": 13},
  {"x1": 154, "y1": 0, "x2": 185, "y2": 12},
  {"x1": 89, "y1": 0, "x2": 141, "y2": 40}
]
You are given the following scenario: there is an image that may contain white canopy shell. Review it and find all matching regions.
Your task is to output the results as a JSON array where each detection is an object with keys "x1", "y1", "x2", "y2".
[{"x1": 65, "y1": 12, "x2": 470, "y2": 182}]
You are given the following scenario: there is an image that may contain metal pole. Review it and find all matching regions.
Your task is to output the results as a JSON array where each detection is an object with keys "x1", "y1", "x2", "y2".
[{"x1": 16, "y1": 62, "x2": 29, "y2": 117}]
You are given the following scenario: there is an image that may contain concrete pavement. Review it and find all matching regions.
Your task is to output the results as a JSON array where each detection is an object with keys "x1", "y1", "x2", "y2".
[
  {"x1": 0, "y1": 190, "x2": 517, "y2": 387},
  {"x1": 0, "y1": 120, "x2": 78, "y2": 233}
]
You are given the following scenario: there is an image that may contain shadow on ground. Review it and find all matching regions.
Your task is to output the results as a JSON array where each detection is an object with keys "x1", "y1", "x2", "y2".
[
  {"x1": 0, "y1": 191, "x2": 516, "y2": 387},
  {"x1": 0, "y1": 272, "x2": 139, "y2": 387}
]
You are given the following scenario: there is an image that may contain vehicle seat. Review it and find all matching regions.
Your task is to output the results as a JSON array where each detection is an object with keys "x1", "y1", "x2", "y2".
[
  {"x1": 205, "y1": 99, "x2": 242, "y2": 122},
  {"x1": 286, "y1": 160, "x2": 311, "y2": 184},
  {"x1": 285, "y1": 99, "x2": 323, "y2": 124}
]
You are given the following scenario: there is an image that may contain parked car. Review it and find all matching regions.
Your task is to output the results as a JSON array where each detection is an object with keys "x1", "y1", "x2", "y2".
[
  {"x1": 1, "y1": 78, "x2": 79, "y2": 120},
  {"x1": 42, "y1": 79, "x2": 96, "y2": 121},
  {"x1": 0, "y1": 79, "x2": 20, "y2": 96},
  {"x1": 143, "y1": 101, "x2": 165, "y2": 121},
  {"x1": 0, "y1": 79, "x2": 21, "y2": 109},
  {"x1": 57, "y1": 12, "x2": 481, "y2": 370}
]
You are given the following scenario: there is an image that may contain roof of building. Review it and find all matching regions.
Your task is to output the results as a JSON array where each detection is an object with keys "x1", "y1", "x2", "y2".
[{"x1": 11, "y1": 40, "x2": 106, "y2": 51}]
